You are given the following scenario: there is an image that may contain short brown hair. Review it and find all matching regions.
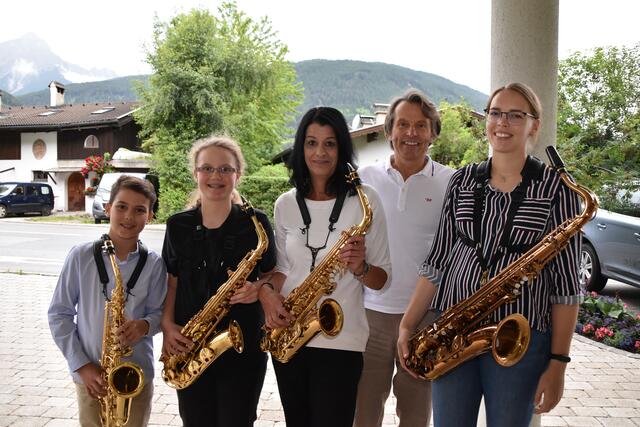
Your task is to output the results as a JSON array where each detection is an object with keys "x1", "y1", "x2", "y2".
[
  {"x1": 109, "y1": 175, "x2": 157, "y2": 210},
  {"x1": 485, "y1": 82, "x2": 542, "y2": 119},
  {"x1": 385, "y1": 89, "x2": 441, "y2": 138}
]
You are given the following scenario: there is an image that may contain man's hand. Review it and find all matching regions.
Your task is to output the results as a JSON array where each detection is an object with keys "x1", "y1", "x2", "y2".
[{"x1": 76, "y1": 363, "x2": 107, "y2": 399}]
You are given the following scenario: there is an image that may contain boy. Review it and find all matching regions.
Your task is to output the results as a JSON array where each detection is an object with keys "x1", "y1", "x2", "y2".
[{"x1": 48, "y1": 176, "x2": 167, "y2": 427}]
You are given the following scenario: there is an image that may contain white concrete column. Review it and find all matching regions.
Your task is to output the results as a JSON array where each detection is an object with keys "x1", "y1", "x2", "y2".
[{"x1": 491, "y1": 0, "x2": 559, "y2": 161}]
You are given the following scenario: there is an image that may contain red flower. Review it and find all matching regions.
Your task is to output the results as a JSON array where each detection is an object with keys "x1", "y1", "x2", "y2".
[{"x1": 582, "y1": 323, "x2": 595, "y2": 334}]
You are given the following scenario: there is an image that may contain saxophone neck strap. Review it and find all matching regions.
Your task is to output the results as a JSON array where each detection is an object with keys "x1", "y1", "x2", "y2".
[
  {"x1": 295, "y1": 190, "x2": 347, "y2": 271},
  {"x1": 470, "y1": 156, "x2": 546, "y2": 274},
  {"x1": 93, "y1": 234, "x2": 149, "y2": 300},
  {"x1": 295, "y1": 190, "x2": 347, "y2": 232}
]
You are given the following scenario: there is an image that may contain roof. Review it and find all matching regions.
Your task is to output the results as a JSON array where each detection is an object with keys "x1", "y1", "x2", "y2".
[
  {"x1": 0, "y1": 102, "x2": 139, "y2": 130},
  {"x1": 350, "y1": 123, "x2": 384, "y2": 139}
]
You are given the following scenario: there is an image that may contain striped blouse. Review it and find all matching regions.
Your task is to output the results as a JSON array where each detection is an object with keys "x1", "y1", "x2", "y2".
[{"x1": 419, "y1": 155, "x2": 583, "y2": 332}]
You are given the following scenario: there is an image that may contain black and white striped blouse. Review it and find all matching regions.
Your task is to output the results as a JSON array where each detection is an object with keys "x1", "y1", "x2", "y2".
[{"x1": 419, "y1": 155, "x2": 583, "y2": 332}]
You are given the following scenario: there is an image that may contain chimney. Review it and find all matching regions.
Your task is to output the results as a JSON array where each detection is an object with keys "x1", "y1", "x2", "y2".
[
  {"x1": 373, "y1": 103, "x2": 389, "y2": 124},
  {"x1": 49, "y1": 81, "x2": 65, "y2": 107}
]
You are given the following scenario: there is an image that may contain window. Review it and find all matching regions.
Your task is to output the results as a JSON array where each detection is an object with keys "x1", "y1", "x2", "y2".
[
  {"x1": 91, "y1": 107, "x2": 115, "y2": 114},
  {"x1": 33, "y1": 171, "x2": 48, "y2": 182},
  {"x1": 84, "y1": 135, "x2": 99, "y2": 149},
  {"x1": 41, "y1": 186, "x2": 50, "y2": 195},
  {"x1": 26, "y1": 185, "x2": 38, "y2": 196}
]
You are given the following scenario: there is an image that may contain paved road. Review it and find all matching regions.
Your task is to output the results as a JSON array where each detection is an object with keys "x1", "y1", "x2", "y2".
[{"x1": 0, "y1": 218, "x2": 165, "y2": 275}]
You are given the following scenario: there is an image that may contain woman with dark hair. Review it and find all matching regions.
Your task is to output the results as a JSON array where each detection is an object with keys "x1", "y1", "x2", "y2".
[
  {"x1": 259, "y1": 107, "x2": 392, "y2": 427},
  {"x1": 398, "y1": 83, "x2": 582, "y2": 427}
]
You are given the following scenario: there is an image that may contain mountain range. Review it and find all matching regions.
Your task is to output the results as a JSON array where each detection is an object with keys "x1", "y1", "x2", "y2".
[
  {"x1": 0, "y1": 34, "x2": 487, "y2": 117},
  {"x1": 0, "y1": 33, "x2": 117, "y2": 95}
]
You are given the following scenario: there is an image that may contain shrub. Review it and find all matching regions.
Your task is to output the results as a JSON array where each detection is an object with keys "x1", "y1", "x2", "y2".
[
  {"x1": 576, "y1": 292, "x2": 640, "y2": 354},
  {"x1": 238, "y1": 164, "x2": 291, "y2": 222}
]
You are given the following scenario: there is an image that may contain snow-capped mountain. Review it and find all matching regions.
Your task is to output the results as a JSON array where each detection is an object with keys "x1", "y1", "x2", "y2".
[{"x1": 0, "y1": 33, "x2": 117, "y2": 95}]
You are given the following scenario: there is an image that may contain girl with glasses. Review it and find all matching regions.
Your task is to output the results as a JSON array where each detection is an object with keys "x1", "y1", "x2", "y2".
[
  {"x1": 161, "y1": 135, "x2": 277, "y2": 426},
  {"x1": 398, "y1": 83, "x2": 582, "y2": 427}
]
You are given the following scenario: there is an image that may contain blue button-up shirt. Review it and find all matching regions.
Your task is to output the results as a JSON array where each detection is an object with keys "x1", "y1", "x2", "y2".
[{"x1": 48, "y1": 241, "x2": 167, "y2": 385}]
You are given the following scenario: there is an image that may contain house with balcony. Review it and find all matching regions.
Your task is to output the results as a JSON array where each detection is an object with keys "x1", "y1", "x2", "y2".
[{"x1": 0, "y1": 82, "x2": 149, "y2": 212}]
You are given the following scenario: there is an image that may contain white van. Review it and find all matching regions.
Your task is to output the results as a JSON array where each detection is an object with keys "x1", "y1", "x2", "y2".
[{"x1": 91, "y1": 172, "x2": 158, "y2": 223}]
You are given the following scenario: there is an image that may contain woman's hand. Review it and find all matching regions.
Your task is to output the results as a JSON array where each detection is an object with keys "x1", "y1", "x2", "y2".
[
  {"x1": 118, "y1": 319, "x2": 149, "y2": 346},
  {"x1": 259, "y1": 285, "x2": 292, "y2": 328},
  {"x1": 534, "y1": 360, "x2": 566, "y2": 413},
  {"x1": 397, "y1": 327, "x2": 419, "y2": 379},
  {"x1": 76, "y1": 363, "x2": 106, "y2": 399},
  {"x1": 230, "y1": 281, "x2": 260, "y2": 305},
  {"x1": 340, "y1": 235, "x2": 366, "y2": 276},
  {"x1": 161, "y1": 321, "x2": 193, "y2": 357}
]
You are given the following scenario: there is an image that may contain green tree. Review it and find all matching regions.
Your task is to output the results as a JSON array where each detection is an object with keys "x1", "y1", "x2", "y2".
[
  {"x1": 431, "y1": 101, "x2": 487, "y2": 168},
  {"x1": 135, "y1": 3, "x2": 302, "y2": 219},
  {"x1": 557, "y1": 45, "x2": 640, "y2": 210}
]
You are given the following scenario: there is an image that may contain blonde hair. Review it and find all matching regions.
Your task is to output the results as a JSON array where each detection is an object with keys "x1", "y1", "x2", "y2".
[
  {"x1": 486, "y1": 82, "x2": 542, "y2": 145},
  {"x1": 187, "y1": 135, "x2": 246, "y2": 208}
]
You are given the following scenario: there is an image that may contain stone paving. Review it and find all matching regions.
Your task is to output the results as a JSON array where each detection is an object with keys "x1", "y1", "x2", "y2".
[{"x1": 1, "y1": 272, "x2": 639, "y2": 427}]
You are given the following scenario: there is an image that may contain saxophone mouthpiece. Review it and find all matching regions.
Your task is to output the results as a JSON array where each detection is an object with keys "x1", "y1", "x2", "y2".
[
  {"x1": 346, "y1": 163, "x2": 361, "y2": 186},
  {"x1": 545, "y1": 146, "x2": 566, "y2": 172},
  {"x1": 240, "y1": 195, "x2": 255, "y2": 216}
]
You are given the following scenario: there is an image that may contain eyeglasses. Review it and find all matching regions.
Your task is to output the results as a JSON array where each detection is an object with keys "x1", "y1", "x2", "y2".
[
  {"x1": 195, "y1": 166, "x2": 237, "y2": 175},
  {"x1": 484, "y1": 109, "x2": 537, "y2": 125}
]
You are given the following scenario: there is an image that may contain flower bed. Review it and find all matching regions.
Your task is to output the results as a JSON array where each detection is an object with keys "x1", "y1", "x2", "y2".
[{"x1": 576, "y1": 292, "x2": 640, "y2": 353}]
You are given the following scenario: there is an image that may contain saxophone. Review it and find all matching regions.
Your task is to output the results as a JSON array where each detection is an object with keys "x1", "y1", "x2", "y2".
[
  {"x1": 405, "y1": 146, "x2": 598, "y2": 380},
  {"x1": 261, "y1": 164, "x2": 372, "y2": 363},
  {"x1": 99, "y1": 239, "x2": 144, "y2": 427},
  {"x1": 161, "y1": 198, "x2": 268, "y2": 389}
]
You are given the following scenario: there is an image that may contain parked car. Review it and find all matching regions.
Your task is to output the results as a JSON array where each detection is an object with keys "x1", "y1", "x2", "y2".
[
  {"x1": 0, "y1": 182, "x2": 54, "y2": 217},
  {"x1": 580, "y1": 207, "x2": 640, "y2": 292},
  {"x1": 92, "y1": 173, "x2": 159, "y2": 223}
]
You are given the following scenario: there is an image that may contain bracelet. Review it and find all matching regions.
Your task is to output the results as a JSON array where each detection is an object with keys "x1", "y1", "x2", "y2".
[
  {"x1": 549, "y1": 353, "x2": 571, "y2": 363},
  {"x1": 262, "y1": 282, "x2": 275, "y2": 290},
  {"x1": 353, "y1": 261, "x2": 370, "y2": 280}
]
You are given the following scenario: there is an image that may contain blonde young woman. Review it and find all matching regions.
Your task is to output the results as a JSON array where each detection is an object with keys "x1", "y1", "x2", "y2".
[
  {"x1": 161, "y1": 136, "x2": 277, "y2": 427},
  {"x1": 398, "y1": 83, "x2": 582, "y2": 427}
]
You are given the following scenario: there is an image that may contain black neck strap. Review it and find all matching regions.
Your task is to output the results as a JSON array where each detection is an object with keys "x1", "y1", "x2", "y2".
[
  {"x1": 295, "y1": 190, "x2": 347, "y2": 234},
  {"x1": 296, "y1": 190, "x2": 347, "y2": 271},
  {"x1": 93, "y1": 234, "x2": 148, "y2": 300},
  {"x1": 469, "y1": 156, "x2": 546, "y2": 273}
]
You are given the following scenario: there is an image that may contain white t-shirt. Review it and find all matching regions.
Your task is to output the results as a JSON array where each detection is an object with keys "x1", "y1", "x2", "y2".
[
  {"x1": 359, "y1": 156, "x2": 454, "y2": 314},
  {"x1": 274, "y1": 184, "x2": 392, "y2": 352}
]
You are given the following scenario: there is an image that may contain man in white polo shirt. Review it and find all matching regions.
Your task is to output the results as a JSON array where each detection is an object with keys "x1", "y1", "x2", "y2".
[{"x1": 354, "y1": 89, "x2": 455, "y2": 427}]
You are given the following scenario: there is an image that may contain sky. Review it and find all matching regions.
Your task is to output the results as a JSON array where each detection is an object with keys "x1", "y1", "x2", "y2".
[{"x1": 2, "y1": 0, "x2": 640, "y2": 94}]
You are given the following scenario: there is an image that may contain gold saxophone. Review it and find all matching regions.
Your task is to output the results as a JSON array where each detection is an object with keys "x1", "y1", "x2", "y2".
[
  {"x1": 261, "y1": 164, "x2": 372, "y2": 363},
  {"x1": 99, "y1": 239, "x2": 145, "y2": 427},
  {"x1": 161, "y1": 198, "x2": 268, "y2": 389},
  {"x1": 405, "y1": 146, "x2": 598, "y2": 380}
]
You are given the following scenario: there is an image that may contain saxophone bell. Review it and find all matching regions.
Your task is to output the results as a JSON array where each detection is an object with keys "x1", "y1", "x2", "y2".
[{"x1": 318, "y1": 298, "x2": 343, "y2": 337}]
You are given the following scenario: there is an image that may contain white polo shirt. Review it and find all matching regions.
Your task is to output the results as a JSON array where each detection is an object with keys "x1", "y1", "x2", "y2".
[{"x1": 359, "y1": 156, "x2": 454, "y2": 313}]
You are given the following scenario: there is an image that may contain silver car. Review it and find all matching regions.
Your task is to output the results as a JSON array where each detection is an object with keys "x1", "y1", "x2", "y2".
[{"x1": 580, "y1": 207, "x2": 640, "y2": 292}]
